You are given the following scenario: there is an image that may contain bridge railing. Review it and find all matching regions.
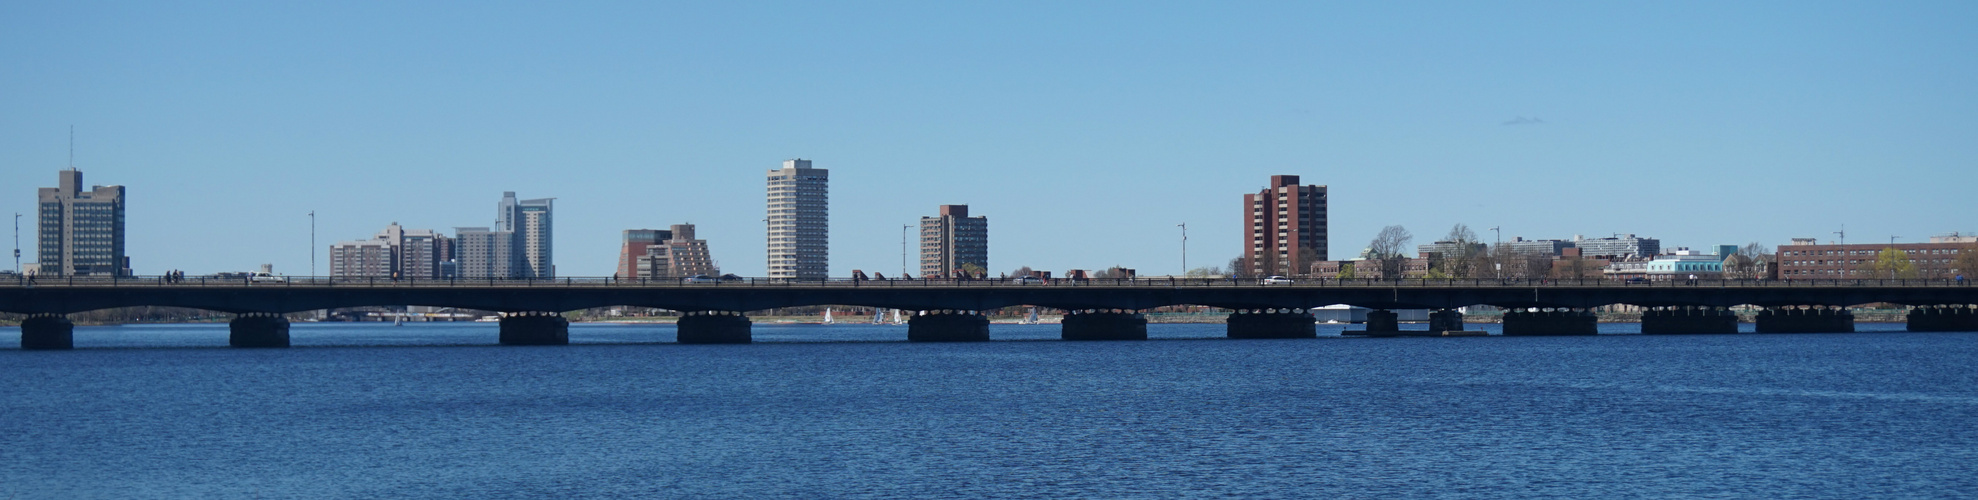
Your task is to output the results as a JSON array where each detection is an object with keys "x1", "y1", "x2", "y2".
[{"x1": 3, "y1": 274, "x2": 1973, "y2": 289}]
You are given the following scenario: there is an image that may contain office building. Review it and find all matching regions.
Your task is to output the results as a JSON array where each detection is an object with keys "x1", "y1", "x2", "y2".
[
  {"x1": 36, "y1": 169, "x2": 129, "y2": 276},
  {"x1": 617, "y1": 229, "x2": 669, "y2": 279},
  {"x1": 637, "y1": 224, "x2": 718, "y2": 279},
  {"x1": 920, "y1": 205, "x2": 988, "y2": 278},
  {"x1": 1505, "y1": 237, "x2": 1575, "y2": 256},
  {"x1": 767, "y1": 159, "x2": 828, "y2": 280},
  {"x1": 1571, "y1": 234, "x2": 1660, "y2": 258},
  {"x1": 1244, "y1": 175, "x2": 1327, "y2": 275}
]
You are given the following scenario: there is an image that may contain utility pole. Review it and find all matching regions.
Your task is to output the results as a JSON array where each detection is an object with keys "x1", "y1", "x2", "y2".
[
  {"x1": 12, "y1": 213, "x2": 20, "y2": 275},
  {"x1": 1890, "y1": 235, "x2": 1900, "y2": 246},
  {"x1": 901, "y1": 224, "x2": 911, "y2": 277},
  {"x1": 1177, "y1": 222, "x2": 1187, "y2": 276},
  {"x1": 1835, "y1": 225, "x2": 1846, "y2": 245}
]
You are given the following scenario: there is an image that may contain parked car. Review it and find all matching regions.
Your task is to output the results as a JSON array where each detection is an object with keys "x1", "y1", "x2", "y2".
[
  {"x1": 1012, "y1": 276, "x2": 1044, "y2": 285},
  {"x1": 250, "y1": 272, "x2": 287, "y2": 283},
  {"x1": 1261, "y1": 276, "x2": 1294, "y2": 285},
  {"x1": 683, "y1": 275, "x2": 719, "y2": 283}
]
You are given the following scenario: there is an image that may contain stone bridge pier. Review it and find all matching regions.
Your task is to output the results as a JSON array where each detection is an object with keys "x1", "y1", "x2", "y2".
[
  {"x1": 1907, "y1": 305, "x2": 1978, "y2": 332},
  {"x1": 498, "y1": 312, "x2": 570, "y2": 345},
  {"x1": 229, "y1": 313, "x2": 291, "y2": 348},
  {"x1": 1755, "y1": 307, "x2": 1854, "y2": 333},
  {"x1": 1363, "y1": 309, "x2": 1400, "y2": 333},
  {"x1": 677, "y1": 311, "x2": 752, "y2": 344},
  {"x1": 1503, "y1": 309, "x2": 1598, "y2": 336},
  {"x1": 908, "y1": 310, "x2": 990, "y2": 342},
  {"x1": 1428, "y1": 309, "x2": 1465, "y2": 334},
  {"x1": 20, "y1": 314, "x2": 75, "y2": 350},
  {"x1": 1226, "y1": 309, "x2": 1316, "y2": 339},
  {"x1": 1061, "y1": 310, "x2": 1147, "y2": 340},
  {"x1": 1641, "y1": 306, "x2": 1739, "y2": 334}
]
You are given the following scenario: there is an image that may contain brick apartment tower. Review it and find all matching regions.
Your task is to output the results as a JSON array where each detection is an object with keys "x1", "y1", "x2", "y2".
[
  {"x1": 919, "y1": 205, "x2": 988, "y2": 278},
  {"x1": 1243, "y1": 175, "x2": 1327, "y2": 276}
]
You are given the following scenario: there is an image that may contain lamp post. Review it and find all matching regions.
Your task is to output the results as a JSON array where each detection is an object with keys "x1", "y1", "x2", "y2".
[
  {"x1": 902, "y1": 224, "x2": 911, "y2": 277},
  {"x1": 309, "y1": 211, "x2": 316, "y2": 278},
  {"x1": 1177, "y1": 222, "x2": 1187, "y2": 276},
  {"x1": 12, "y1": 213, "x2": 20, "y2": 275},
  {"x1": 1488, "y1": 226, "x2": 1501, "y2": 278}
]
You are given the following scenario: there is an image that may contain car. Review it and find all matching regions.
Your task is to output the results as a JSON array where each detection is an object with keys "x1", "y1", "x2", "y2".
[
  {"x1": 1624, "y1": 277, "x2": 1649, "y2": 284},
  {"x1": 683, "y1": 275, "x2": 718, "y2": 283},
  {"x1": 250, "y1": 272, "x2": 287, "y2": 283},
  {"x1": 1012, "y1": 276, "x2": 1044, "y2": 285},
  {"x1": 1261, "y1": 276, "x2": 1294, "y2": 285}
]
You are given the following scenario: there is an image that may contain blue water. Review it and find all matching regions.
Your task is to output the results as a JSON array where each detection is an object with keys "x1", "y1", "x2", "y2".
[{"x1": 3, "y1": 323, "x2": 1975, "y2": 498}]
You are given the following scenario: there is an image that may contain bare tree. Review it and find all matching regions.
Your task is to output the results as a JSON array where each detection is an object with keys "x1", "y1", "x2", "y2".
[
  {"x1": 1185, "y1": 265, "x2": 1224, "y2": 277},
  {"x1": 1366, "y1": 225, "x2": 1412, "y2": 279},
  {"x1": 1294, "y1": 248, "x2": 1322, "y2": 277},
  {"x1": 1436, "y1": 224, "x2": 1483, "y2": 278},
  {"x1": 1010, "y1": 266, "x2": 1034, "y2": 279},
  {"x1": 1227, "y1": 257, "x2": 1251, "y2": 278},
  {"x1": 1520, "y1": 252, "x2": 1553, "y2": 279},
  {"x1": 1953, "y1": 243, "x2": 1978, "y2": 280},
  {"x1": 1726, "y1": 242, "x2": 1771, "y2": 279}
]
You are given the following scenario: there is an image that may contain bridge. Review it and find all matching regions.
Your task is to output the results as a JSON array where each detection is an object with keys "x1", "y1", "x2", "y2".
[{"x1": 4, "y1": 275, "x2": 1975, "y2": 348}]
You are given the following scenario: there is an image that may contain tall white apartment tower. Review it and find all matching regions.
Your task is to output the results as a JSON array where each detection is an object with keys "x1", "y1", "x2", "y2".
[
  {"x1": 496, "y1": 191, "x2": 555, "y2": 278},
  {"x1": 766, "y1": 159, "x2": 828, "y2": 280}
]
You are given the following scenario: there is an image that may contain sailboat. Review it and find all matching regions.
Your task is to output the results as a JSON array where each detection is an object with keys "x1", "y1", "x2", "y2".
[
  {"x1": 893, "y1": 309, "x2": 906, "y2": 325},
  {"x1": 822, "y1": 307, "x2": 834, "y2": 325},
  {"x1": 872, "y1": 308, "x2": 885, "y2": 324}
]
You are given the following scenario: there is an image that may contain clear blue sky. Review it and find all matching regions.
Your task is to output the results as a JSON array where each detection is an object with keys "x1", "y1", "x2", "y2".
[{"x1": 4, "y1": 1, "x2": 1973, "y2": 276}]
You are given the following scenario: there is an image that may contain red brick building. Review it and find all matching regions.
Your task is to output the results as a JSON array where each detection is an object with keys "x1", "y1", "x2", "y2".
[
  {"x1": 1243, "y1": 175, "x2": 1327, "y2": 276},
  {"x1": 1777, "y1": 237, "x2": 1976, "y2": 279}
]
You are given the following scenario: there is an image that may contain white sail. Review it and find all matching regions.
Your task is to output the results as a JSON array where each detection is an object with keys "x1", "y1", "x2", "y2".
[{"x1": 823, "y1": 307, "x2": 833, "y2": 324}]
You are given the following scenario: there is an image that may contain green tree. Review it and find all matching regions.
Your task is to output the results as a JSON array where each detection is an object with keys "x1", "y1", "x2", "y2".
[
  {"x1": 1337, "y1": 261, "x2": 1357, "y2": 279},
  {"x1": 1871, "y1": 247, "x2": 1918, "y2": 279}
]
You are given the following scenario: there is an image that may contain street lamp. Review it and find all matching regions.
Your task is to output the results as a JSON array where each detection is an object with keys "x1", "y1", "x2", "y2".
[
  {"x1": 1177, "y1": 222, "x2": 1187, "y2": 276},
  {"x1": 309, "y1": 211, "x2": 316, "y2": 278},
  {"x1": 902, "y1": 224, "x2": 911, "y2": 277},
  {"x1": 13, "y1": 213, "x2": 20, "y2": 275}
]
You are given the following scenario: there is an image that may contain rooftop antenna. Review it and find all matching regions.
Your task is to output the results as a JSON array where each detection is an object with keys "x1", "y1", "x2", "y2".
[{"x1": 1834, "y1": 225, "x2": 1845, "y2": 245}]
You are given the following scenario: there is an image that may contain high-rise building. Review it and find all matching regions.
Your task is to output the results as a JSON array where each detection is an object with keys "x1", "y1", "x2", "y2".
[
  {"x1": 919, "y1": 205, "x2": 988, "y2": 278},
  {"x1": 766, "y1": 159, "x2": 828, "y2": 280},
  {"x1": 453, "y1": 227, "x2": 513, "y2": 279},
  {"x1": 638, "y1": 224, "x2": 719, "y2": 279},
  {"x1": 497, "y1": 192, "x2": 555, "y2": 278},
  {"x1": 455, "y1": 192, "x2": 553, "y2": 279},
  {"x1": 1243, "y1": 175, "x2": 1327, "y2": 276},
  {"x1": 36, "y1": 168, "x2": 129, "y2": 276}
]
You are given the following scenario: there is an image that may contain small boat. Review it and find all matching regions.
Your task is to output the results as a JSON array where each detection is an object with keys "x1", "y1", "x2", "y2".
[
  {"x1": 822, "y1": 307, "x2": 834, "y2": 325},
  {"x1": 1020, "y1": 307, "x2": 1040, "y2": 325},
  {"x1": 393, "y1": 316, "x2": 403, "y2": 326}
]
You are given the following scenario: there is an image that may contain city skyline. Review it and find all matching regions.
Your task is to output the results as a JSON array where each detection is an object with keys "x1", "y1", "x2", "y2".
[{"x1": 4, "y1": 3, "x2": 1974, "y2": 276}]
